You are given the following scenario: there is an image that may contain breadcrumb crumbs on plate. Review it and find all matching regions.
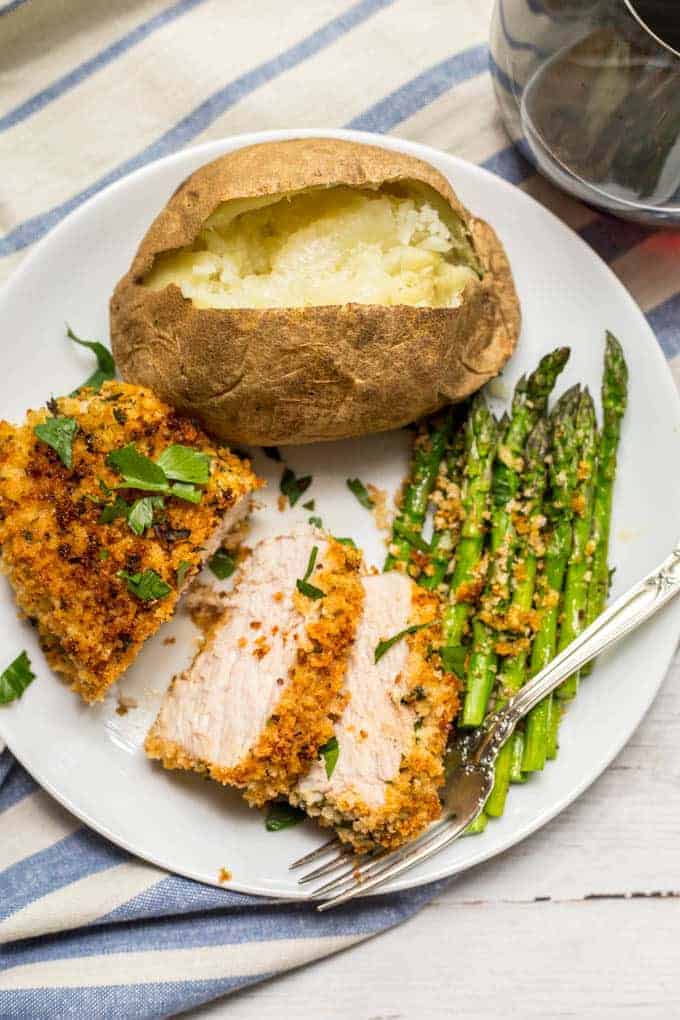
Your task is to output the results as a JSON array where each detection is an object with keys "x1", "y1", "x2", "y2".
[
  {"x1": 218, "y1": 868, "x2": 232, "y2": 884},
  {"x1": 162, "y1": 636, "x2": 176, "y2": 646},
  {"x1": 367, "y1": 483, "x2": 391, "y2": 531}
]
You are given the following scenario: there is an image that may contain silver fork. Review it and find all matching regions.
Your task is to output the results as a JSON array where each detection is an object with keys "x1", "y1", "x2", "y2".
[{"x1": 292, "y1": 543, "x2": 680, "y2": 911}]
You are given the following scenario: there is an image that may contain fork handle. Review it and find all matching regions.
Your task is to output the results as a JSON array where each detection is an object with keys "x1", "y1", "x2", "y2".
[{"x1": 476, "y1": 544, "x2": 680, "y2": 760}]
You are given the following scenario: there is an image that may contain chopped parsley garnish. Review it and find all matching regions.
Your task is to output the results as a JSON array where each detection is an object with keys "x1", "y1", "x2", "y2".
[
  {"x1": 169, "y1": 482, "x2": 202, "y2": 504},
  {"x1": 302, "y1": 499, "x2": 315, "y2": 511},
  {"x1": 440, "y1": 646, "x2": 467, "y2": 675},
  {"x1": 0, "y1": 651, "x2": 36, "y2": 705},
  {"x1": 156, "y1": 444, "x2": 211, "y2": 485},
  {"x1": 209, "y1": 549, "x2": 236, "y2": 580},
  {"x1": 308, "y1": 515, "x2": 323, "y2": 528},
  {"x1": 127, "y1": 496, "x2": 164, "y2": 536},
  {"x1": 34, "y1": 416, "x2": 78, "y2": 469},
  {"x1": 346, "y1": 477, "x2": 373, "y2": 509},
  {"x1": 374, "y1": 623, "x2": 430, "y2": 663},
  {"x1": 107, "y1": 444, "x2": 168, "y2": 492},
  {"x1": 334, "y1": 536, "x2": 357, "y2": 548},
  {"x1": 117, "y1": 568, "x2": 172, "y2": 601},
  {"x1": 262, "y1": 446, "x2": 282, "y2": 462},
  {"x1": 106, "y1": 443, "x2": 210, "y2": 504},
  {"x1": 319, "y1": 736, "x2": 339, "y2": 779},
  {"x1": 296, "y1": 545, "x2": 324, "y2": 600},
  {"x1": 66, "y1": 325, "x2": 116, "y2": 393},
  {"x1": 99, "y1": 495, "x2": 130, "y2": 524},
  {"x1": 280, "y1": 466, "x2": 312, "y2": 507},
  {"x1": 176, "y1": 560, "x2": 191, "y2": 587},
  {"x1": 265, "y1": 801, "x2": 305, "y2": 831},
  {"x1": 99, "y1": 548, "x2": 110, "y2": 561}
]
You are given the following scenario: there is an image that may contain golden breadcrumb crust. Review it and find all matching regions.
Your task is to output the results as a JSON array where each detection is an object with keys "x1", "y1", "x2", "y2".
[
  {"x1": 144, "y1": 538, "x2": 365, "y2": 805},
  {"x1": 0, "y1": 381, "x2": 259, "y2": 703},
  {"x1": 296, "y1": 584, "x2": 460, "y2": 852}
]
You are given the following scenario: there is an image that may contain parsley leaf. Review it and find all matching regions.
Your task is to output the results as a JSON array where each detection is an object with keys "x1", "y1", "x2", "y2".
[
  {"x1": 127, "y1": 496, "x2": 164, "y2": 536},
  {"x1": 176, "y1": 560, "x2": 191, "y2": 587},
  {"x1": 346, "y1": 477, "x2": 373, "y2": 509},
  {"x1": 296, "y1": 544, "x2": 325, "y2": 600},
  {"x1": 0, "y1": 651, "x2": 36, "y2": 705},
  {"x1": 209, "y1": 549, "x2": 236, "y2": 580},
  {"x1": 440, "y1": 646, "x2": 468, "y2": 675},
  {"x1": 106, "y1": 444, "x2": 208, "y2": 506},
  {"x1": 334, "y1": 536, "x2": 357, "y2": 548},
  {"x1": 319, "y1": 736, "x2": 339, "y2": 779},
  {"x1": 107, "y1": 444, "x2": 168, "y2": 492},
  {"x1": 301, "y1": 545, "x2": 318, "y2": 580},
  {"x1": 302, "y1": 499, "x2": 315, "y2": 510},
  {"x1": 34, "y1": 417, "x2": 78, "y2": 469},
  {"x1": 280, "y1": 467, "x2": 312, "y2": 507},
  {"x1": 156, "y1": 444, "x2": 211, "y2": 484},
  {"x1": 66, "y1": 325, "x2": 116, "y2": 393},
  {"x1": 117, "y1": 568, "x2": 172, "y2": 601},
  {"x1": 99, "y1": 495, "x2": 131, "y2": 524},
  {"x1": 308, "y1": 515, "x2": 323, "y2": 528},
  {"x1": 99, "y1": 548, "x2": 110, "y2": 561},
  {"x1": 265, "y1": 802, "x2": 305, "y2": 831},
  {"x1": 374, "y1": 623, "x2": 430, "y2": 664},
  {"x1": 169, "y1": 482, "x2": 201, "y2": 503}
]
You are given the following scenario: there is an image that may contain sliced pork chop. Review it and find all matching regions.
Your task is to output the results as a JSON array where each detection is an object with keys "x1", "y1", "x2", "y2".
[
  {"x1": 0, "y1": 381, "x2": 259, "y2": 703},
  {"x1": 145, "y1": 529, "x2": 364, "y2": 806},
  {"x1": 292, "y1": 572, "x2": 459, "y2": 851}
]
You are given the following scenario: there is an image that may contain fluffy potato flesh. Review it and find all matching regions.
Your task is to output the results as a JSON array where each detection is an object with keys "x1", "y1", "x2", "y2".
[{"x1": 143, "y1": 183, "x2": 479, "y2": 309}]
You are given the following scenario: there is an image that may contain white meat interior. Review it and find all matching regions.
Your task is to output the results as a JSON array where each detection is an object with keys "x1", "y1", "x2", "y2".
[
  {"x1": 296, "y1": 571, "x2": 416, "y2": 809},
  {"x1": 152, "y1": 530, "x2": 325, "y2": 768}
]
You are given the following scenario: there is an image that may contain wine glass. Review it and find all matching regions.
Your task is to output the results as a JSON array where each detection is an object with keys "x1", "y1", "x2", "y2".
[{"x1": 490, "y1": 0, "x2": 680, "y2": 225}]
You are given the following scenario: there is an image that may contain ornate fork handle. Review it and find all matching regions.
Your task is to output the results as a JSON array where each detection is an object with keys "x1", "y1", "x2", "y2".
[{"x1": 473, "y1": 544, "x2": 680, "y2": 766}]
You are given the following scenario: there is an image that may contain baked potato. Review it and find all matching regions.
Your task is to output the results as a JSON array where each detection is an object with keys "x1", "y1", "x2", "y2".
[{"x1": 110, "y1": 138, "x2": 520, "y2": 445}]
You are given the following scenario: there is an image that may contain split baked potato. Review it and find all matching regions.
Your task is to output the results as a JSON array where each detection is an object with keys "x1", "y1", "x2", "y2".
[{"x1": 110, "y1": 138, "x2": 520, "y2": 445}]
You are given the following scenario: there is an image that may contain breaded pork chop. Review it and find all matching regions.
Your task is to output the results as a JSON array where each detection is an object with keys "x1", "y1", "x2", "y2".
[
  {"x1": 292, "y1": 572, "x2": 459, "y2": 851},
  {"x1": 145, "y1": 530, "x2": 364, "y2": 806},
  {"x1": 0, "y1": 381, "x2": 259, "y2": 703}
]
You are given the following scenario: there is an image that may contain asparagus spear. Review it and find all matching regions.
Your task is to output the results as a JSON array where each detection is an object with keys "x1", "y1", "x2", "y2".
[
  {"x1": 522, "y1": 385, "x2": 581, "y2": 772},
  {"x1": 509, "y1": 729, "x2": 528, "y2": 784},
  {"x1": 460, "y1": 350, "x2": 569, "y2": 727},
  {"x1": 440, "y1": 395, "x2": 498, "y2": 668},
  {"x1": 581, "y1": 333, "x2": 628, "y2": 677},
  {"x1": 555, "y1": 388, "x2": 598, "y2": 700},
  {"x1": 420, "y1": 426, "x2": 466, "y2": 592},
  {"x1": 384, "y1": 411, "x2": 453, "y2": 573},
  {"x1": 486, "y1": 419, "x2": 550, "y2": 816}
]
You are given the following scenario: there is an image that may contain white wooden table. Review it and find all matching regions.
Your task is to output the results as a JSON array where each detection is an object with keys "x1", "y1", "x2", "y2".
[{"x1": 188, "y1": 648, "x2": 680, "y2": 1019}]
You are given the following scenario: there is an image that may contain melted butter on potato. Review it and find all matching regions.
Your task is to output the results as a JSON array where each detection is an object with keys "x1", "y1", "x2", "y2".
[{"x1": 144, "y1": 184, "x2": 478, "y2": 309}]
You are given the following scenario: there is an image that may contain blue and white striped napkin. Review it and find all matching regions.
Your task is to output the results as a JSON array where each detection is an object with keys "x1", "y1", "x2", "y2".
[{"x1": 1, "y1": 0, "x2": 678, "y2": 1015}]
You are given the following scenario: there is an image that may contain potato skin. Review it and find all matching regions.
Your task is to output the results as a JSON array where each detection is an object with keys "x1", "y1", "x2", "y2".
[{"x1": 111, "y1": 138, "x2": 521, "y2": 445}]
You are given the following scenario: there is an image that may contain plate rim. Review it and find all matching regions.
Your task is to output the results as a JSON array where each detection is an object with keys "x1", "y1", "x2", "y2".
[{"x1": 2, "y1": 126, "x2": 679, "y2": 899}]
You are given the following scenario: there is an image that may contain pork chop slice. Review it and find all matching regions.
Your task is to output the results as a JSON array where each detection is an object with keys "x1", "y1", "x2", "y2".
[
  {"x1": 292, "y1": 572, "x2": 459, "y2": 851},
  {"x1": 0, "y1": 381, "x2": 259, "y2": 704},
  {"x1": 145, "y1": 528, "x2": 364, "y2": 805}
]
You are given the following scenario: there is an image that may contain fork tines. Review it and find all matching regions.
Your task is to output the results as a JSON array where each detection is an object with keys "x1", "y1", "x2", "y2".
[{"x1": 292, "y1": 815, "x2": 462, "y2": 911}]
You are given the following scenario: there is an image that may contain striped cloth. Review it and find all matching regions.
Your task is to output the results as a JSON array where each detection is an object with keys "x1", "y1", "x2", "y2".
[{"x1": 0, "y1": 1, "x2": 678, "y2": 1016}]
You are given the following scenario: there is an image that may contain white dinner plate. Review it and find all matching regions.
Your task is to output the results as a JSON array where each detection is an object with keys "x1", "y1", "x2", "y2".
[{"x1": 1, "y1": 129, "x2": 679, "y2": 899}]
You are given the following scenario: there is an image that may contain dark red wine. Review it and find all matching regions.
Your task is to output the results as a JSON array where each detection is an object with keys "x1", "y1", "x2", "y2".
[{"x1": 627, "y1": 0, "x2": 680, "y2": 53}]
